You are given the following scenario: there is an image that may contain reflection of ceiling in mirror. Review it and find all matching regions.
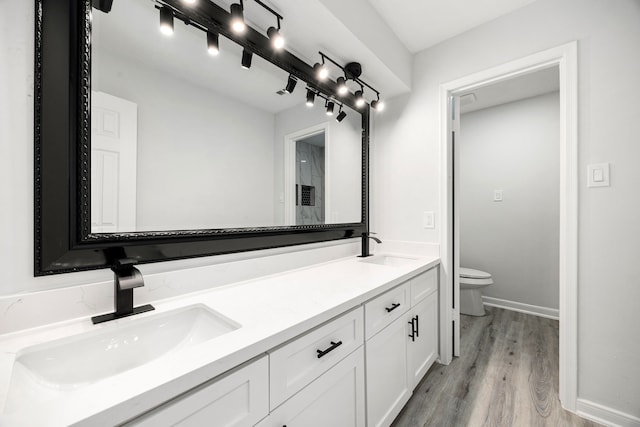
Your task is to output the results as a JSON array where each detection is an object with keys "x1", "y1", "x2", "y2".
[{"x1": 92, "y1": 0, "x2": 304, "y2": 114}]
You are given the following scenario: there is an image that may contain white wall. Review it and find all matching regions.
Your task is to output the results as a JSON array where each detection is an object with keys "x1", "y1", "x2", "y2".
[
  {"x1": 274, "y1": 104, "x2": 362, "y2": 224},
  {"x1": 460, "y1": 93, "x2": 559, "y2": 310},
  {"x1": 93, "y1": 51, "x2": 277, "y2": 230},
  {"x1": 374, "y1": 0, "x2": 640, "y2": 418}
]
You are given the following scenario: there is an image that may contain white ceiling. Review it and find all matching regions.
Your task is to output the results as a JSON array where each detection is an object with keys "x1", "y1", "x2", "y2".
[
  {"x1": 366, "y1": 0, "x2": 539, "y2": 53},
  {"x1": 459, "y1": 66, "x2": 559, "y2": 114}
]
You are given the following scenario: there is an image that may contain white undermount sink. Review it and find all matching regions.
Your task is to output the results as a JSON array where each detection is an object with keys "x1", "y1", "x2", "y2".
[
  {"x1": 359, "y1": 254, "x2": 419, "y2": 267},
  {"x1": 6, "y1": 304, "x2": 239, "y2": 403}
]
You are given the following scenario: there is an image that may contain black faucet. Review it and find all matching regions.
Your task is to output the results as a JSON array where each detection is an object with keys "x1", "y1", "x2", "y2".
[
  {"x1": 92, "y1": 259, "x2": 155, "y2": 324},
  {"x1": 360, "y1": 232, "x2": 382, "y2": 257}
]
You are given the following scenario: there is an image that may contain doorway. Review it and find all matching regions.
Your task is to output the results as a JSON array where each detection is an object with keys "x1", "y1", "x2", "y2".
[{"x1": 439, "y1": 42, "x2": 578, "y2": 411}]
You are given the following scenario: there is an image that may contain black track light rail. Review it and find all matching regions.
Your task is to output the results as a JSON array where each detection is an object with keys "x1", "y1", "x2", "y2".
[{"x1": 155, "y1": 0, "x2": 358, "y2": 110}]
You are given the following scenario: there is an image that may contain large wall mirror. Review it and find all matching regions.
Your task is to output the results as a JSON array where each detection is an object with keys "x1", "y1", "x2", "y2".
[{"x1": 35, "y1": 0, "x2": 369, "y2": 275}]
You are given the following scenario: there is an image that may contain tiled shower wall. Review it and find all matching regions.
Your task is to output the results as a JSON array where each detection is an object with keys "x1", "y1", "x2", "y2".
[{"x1": 296, "y1": 141, "x2": 325, "y2": 224}]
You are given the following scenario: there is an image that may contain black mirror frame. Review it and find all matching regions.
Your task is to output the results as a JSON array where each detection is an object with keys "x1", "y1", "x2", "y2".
[{"x1": 34, "y1": 0, "x2": 369, "y2": 276}]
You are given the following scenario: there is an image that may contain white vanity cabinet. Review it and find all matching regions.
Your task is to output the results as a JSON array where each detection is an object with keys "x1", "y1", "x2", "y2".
[
  {"x1": 125, "y1": 355, "x2": 269, "y2": 427},
  {"x1": 406, "y1": 291, "x2": 438, "y2": 388},
  {"x1": 259, "y1": 307, "x2": 366, "y2": 426},
  {"x1": 364, "y1": 267, "x2": 439, "y2": 427},
  {"x1": 257, "y1": 347, "x2": 366, "y2": 427}
]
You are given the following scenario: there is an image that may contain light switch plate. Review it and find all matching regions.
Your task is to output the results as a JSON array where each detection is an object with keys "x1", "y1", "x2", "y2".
[
  {"x1": 423, "y1": 211, "x2": 435, "y2": 229},
  {"x1": 587, "y1": 163, "x2": 610, "y2": 187},
  {"x1": 494, "y1": 190, "x2": 503, "y2": 202}
]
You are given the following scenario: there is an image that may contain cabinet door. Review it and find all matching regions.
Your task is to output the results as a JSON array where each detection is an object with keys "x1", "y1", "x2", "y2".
[
  {"x1": 407, "y1": 292, "x2": 438, "y2": 389},
  {"x1": 257, "y1": 347, "x2": 365, "y2": 427},
  {"x1": 365, "y1": 316, "x2": 412, "y2": 427},
  {"x1": 126, "y1": 356, "x2": 268, "y2": 427}
]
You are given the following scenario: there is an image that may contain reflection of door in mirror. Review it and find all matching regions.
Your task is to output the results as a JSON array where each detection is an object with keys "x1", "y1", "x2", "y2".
[
  {"x1": 90, "y1": 91, "x2": 137, "y2": 233},
  {"x1": 296, "y1": 132, "x2": 325, "y2": 225}
]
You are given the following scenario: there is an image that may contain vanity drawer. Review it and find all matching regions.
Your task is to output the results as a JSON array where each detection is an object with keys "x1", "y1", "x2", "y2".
[
  {"x1": 410, "y1": 267, "x2": 438, "y2": 306},
  {"x1": 269, "y1": 306, "x2": 364, "y2": 410},
  {"x1": 364, "y1": 281, "x2": 410, "y2": 340}
]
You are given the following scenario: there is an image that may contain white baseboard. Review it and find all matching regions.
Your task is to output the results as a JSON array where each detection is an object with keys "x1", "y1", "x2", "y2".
[
  {"x1": 576, "y1": 399, "x2": 640, "y2": 427},
  {"x1": 482, "y1": 296, "x2": 559, "y2": 320}
]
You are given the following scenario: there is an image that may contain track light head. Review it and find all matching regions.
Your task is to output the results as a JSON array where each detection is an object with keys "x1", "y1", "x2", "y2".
[
  {"x1": 159, "y1": 7, "x2": 174, "y2": 36},
  {"x1": 284, "y1": 75, "x2": 297, "y2": 94},
  {"x1": 230, "y1": 3, "x2": 246, "y2": 33},
  {"x1": 314, "y1": 63, "x2": 329, "y2": 81},
  {"x1": 325, "y1": 101, "x2": 335, "y2": 116},
  {"x1": 306, "y1": 89, "x2": 316, "y2": 107},
  {"x1": 241, "y1": 49, "x2": 253, "y2": 69},
  {"x1": 336, "y1": 109, "x2": 347, "y2": 122},
  {"x1": 371, "y1": 99, "x2": 385, "y2": 112},
  {"x1": 207, "y1": 31, "x2": 219, "y2": 56},
  {"x1": 267, "y1": 27, "x2": 285, "y2": 50},
  {"x1": 336, "y1": 77, "x2": 349, "y2": 96},
  {"x1": 354, "y1": 90, "x2": 365, "y2": 108}
]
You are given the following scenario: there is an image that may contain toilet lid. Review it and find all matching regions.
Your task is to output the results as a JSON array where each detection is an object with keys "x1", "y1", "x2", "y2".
[{"x1": 460, "y1": 268, "x2": 491, "y2": 279}]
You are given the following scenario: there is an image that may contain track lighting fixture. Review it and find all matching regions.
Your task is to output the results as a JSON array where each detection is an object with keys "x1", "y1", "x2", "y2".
[
  {"x1": 207, "y1": 31, "x2": 219, "y2": 56},
  {"x1": 336, "y1": 77, "x2": 348, "y2": 96},
  {"x1": 336, "y1": 108, "x2": 347, "y2": 122},
  {"x1": 284, "y1": 75, "x2": 297, "y2": 94},
  {"x1": 354, "y1": 90, "x2": 365, "y2": 108},
  {"x1": 306, "y1": 89, "x2": 316, "y2": 107},
  {"x1": 325, "y1": 100, "x2": 335, "y2": 116},
  {"x1": 371, "y1": 98, "x2": 385, "y2": 112},
  {"x1": 241, "y1": 49, "x2": 253, "y2": 69},
  {"x1": 314, "y1": 63, "x2": 329, "y2": 81},
  {"x1": 159, "y1": 6, "x2": 174, "y2": 36},
  {"x1": 267, "y1": 27, "x2": 285, "y2": 50},
  {"x1": 230, "y1": 2, "x2": 246, "y2": 33}
]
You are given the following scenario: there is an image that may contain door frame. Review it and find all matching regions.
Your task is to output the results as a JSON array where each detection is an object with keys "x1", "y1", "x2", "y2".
[
  {"x1": 284, "y1": 123, "x2": 331, "y2": 225},
  {"x1": 438, "y1": 41, "x2": 578, "y2": 411}
]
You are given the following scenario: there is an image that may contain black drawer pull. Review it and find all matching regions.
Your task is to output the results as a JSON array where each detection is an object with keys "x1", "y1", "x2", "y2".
[
  {"x1": 317, "y1": 340, "x2": 343, "y2": 358},
  {"x1": 385, "y1": 303, "x2": 401, "y2": 313},
  {"x1": 408, "y1": 318, "x2": 416, "y2": 342},
  {"x1": 415, "y1": 314, "x2": 419, "y2": 338}
]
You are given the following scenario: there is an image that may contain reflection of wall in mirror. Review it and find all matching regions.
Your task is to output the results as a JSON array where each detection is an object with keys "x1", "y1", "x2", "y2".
[
  {"x1": 92, "y1": 51, "x2": 277, "y2": 231},
  {"x1": 274, "y1": 105, "x2": 362, "y2": 225}
]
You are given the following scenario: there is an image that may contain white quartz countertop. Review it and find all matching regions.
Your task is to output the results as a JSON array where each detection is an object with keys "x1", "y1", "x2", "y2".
[{"x1": 0, "y1": 252, "x2": 439, "y2": 426}]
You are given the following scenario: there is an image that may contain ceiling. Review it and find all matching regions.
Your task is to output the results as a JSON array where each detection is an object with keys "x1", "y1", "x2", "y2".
[{"x1": 366, "y1": 0, "x2": 540, "y2": 53}]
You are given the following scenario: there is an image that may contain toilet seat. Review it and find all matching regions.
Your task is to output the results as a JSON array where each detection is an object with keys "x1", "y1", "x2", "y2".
[{"x1": 460, "y1": 268, "x2": 491, "y2": 280}]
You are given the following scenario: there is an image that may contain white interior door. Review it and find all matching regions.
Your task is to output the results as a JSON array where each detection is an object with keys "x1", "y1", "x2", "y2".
[{"x1": 90, "y1": 91, "x2": 137, "y2": 233}]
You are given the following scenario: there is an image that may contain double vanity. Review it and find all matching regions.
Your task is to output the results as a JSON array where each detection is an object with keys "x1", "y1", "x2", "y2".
[{"x1": 0, "y1": 253, "x2": 439, "y2": 426}]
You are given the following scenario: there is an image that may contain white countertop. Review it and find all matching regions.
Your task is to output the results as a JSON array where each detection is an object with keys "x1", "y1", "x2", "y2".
[{"x1": 0, "y1": 253, "x2": 439, "y2": 426}]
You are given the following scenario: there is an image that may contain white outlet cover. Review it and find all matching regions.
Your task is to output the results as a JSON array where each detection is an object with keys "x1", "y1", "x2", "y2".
[
  {"x1": 587, "y1": 163, "x2": 610, "y2": 187},
  {"x1": 423, "y1": 211, "x2": 435, "y2": 229}
]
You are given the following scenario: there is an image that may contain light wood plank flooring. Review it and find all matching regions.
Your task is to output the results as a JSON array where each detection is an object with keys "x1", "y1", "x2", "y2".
[{"x1": 392, "y1": 308, "x2": 600, "y2": 427}]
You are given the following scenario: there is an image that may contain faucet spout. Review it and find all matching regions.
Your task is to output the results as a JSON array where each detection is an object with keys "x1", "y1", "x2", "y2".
[
  {"x1": 91, "y1": 258, "x2": 155, "y2": 324},
  {"x1": 360, "y1": 232, "x2": 382, "y2": 257}
]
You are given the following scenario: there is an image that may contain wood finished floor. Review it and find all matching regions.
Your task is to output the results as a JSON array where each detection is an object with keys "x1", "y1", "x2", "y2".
[{"x1": 392, "y1": 308, "x2": 601, "y2": 427}]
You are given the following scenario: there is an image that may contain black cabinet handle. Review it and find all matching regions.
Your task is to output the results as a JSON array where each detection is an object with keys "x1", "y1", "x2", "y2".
[
  {"x1": 385, "y1": 302, "x2": 401, "y2": 313},
  {"x1": 415, "y1": 314, "x2": 419, "y2": 338},
  {"x1": 317, "y1": 340, "x2": 343, "y2": 358},
  {"x1": 408, "y1": 318, "x2": 416, "y2": 342}
]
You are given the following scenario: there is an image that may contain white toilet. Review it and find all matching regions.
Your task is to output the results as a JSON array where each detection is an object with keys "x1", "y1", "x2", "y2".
[{"x1": 459, "y1": 267, "x2": 493, "y2": 316}]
